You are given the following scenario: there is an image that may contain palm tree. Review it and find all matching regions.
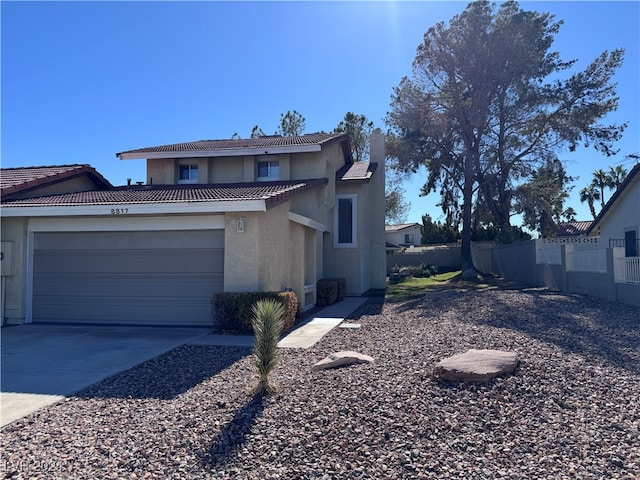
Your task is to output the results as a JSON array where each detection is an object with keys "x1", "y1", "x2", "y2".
[
  {"x1": 608, "y1": 165, "x2": 628, "y2": 190},
  {"x1": 579, "y1": 184, "x2": 601, "y2": 220},
  {"x1": 591, "y1": 169, "x2": 613, "y2": 208}
]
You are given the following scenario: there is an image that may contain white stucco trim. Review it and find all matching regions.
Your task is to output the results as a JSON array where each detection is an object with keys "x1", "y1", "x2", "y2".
[
  {"x1": 288, "y1": 212, "x2": 327, "y2": 232},
  {"x1": 28, "y1": 215, "x2": 225, "y2": 233},
  {"x1": 1, "y1": 200, "x2": 266, "y2": 217},
  {"x1": 118, "y1": 144, "x2": 322, "y2": 160}
]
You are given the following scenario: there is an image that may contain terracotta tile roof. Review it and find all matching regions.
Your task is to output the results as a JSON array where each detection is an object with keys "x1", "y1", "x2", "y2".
[
  {"x1": 554, "y1": 221, "x2": 593, "y2": 236},
  {"x1": 1, "y1": 165, "x2": 112, "y2": 198},
  {"x1": 1, "y1": 179, "x2": 328, "y2": 209},
  {"x1": 337, "y1": 162, "x2": 378, "y2": 182},
  {"x1": 117, "y1": 133, "x2": 348, "y2": 158}
]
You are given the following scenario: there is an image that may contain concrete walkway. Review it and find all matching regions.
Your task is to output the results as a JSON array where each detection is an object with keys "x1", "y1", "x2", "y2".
[
  {"x1": 190, "y1": 296, "x2": 367, "y2": 349},
  {"x1": 1, "y1": 297, "x2": 367, "y2": 427}
]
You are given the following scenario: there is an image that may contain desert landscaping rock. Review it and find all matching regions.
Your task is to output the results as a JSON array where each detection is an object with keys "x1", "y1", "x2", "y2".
[
  {"x1": 434, "y1": 348, "x2": 518, "y2": 382},
  {"x1": 311, "y1": 350, "x2": 374, "y2": 372},
  {"x1": 2, "y1": 287, "x2": 639, "y2": 479}
]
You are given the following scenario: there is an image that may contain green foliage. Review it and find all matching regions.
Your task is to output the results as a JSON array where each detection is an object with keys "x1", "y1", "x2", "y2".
[
  {"x1": 389, "y1": 263, "x2": 438, "y2": 283},
  {"x1": 211, "y1": 292, "x2": 298, "y2": 334},
  {"x1": 421, "y1": 213, "x2": 459, "y2": 244},
  {"x1": 250, "y1": 125, "x2": 265, "y2": 138},
  {"x1": 514, "y1": 159, "x2": 575, "y2": 237},
  {"x1": 334, "y1": 112, "x2": 374, "y2": 162},
  {"x1": 251, "y1": 298, "x2": 285, "y2": 395},
  {"x1": 386, "y1": 1, "x2": 625, "y2": 271},
  {"x1": 386, "y1": 271, "x2": 461, "y2": 300},
  {"x1": 276, "y1": 110, "x2": 306, "y2": 136},
  {"x1": 579, "y1": 183, "x2": 601, "y2": 220},
  {"x1": 471, "y1": 224, "x2": 531, "y2": 244}
]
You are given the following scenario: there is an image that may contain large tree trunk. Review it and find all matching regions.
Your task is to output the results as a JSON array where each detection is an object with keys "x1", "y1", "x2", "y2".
[{"x1": 460, "y1": 157, "x2": 477, "y2": 278}]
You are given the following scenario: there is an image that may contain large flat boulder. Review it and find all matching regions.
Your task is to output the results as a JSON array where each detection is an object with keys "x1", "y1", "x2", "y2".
[
  {"x1": 312, "y1": 351, "x2": 374, "y2": 372},
  {"x1": 433, "y1": 349, "x2": 518, "y2": 382}
]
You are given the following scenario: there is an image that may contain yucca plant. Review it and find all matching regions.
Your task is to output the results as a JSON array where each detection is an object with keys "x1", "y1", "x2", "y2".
[{"x1": 251, "y1": 298, "x2": 285, "y2": 395}]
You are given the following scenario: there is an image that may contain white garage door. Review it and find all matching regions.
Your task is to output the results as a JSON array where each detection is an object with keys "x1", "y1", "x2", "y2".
[{"x1": 32, "y1": 230, "x2": 224, "y2": 326}]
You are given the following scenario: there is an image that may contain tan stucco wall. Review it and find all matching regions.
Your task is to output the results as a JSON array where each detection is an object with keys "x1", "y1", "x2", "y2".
[
  {"x1": 323, "y1": 164, "x2": 386, "y2": 294},
  {"x1": 224, "y1": 212, "x2": 261, "y2": 292},
  {"x1": 223, "y1": 197, "x2": 322, "y2": 308},
  {"x1": 147, "y1": 153, "x2": 296, "y2": 185},
  {"x1": 146, "y1": 158, "x2": 174, "y2": 184},
  {"x1": 1, "y1": 217, "x2": 28, "y2": 325},
  {"x1": 209, "y1": 157, "x2": 244, "y2": 183}
]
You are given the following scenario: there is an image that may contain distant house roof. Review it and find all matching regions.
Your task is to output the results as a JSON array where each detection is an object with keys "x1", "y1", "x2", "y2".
[
  {"x1": 0, "y1": 165, "x2": 112, "y2": 199},
  {"x1": 554, "y1": 221, "x2": 593, "y2": 237},
  {"x1": 0, "y1": 179, "x2": 328, "y2": 210},
  {"x1": 116, "y1": 133, "x2": 352, "y2": 160},
  {"x1": 336, "y1": 162, "x2": 378, "y2": 182},
  {"x1": 385, "y1": 223, "x2": 420, "y2": 233},
  {"x1": 587, "y1": 163, "x2": 640, "y2": 235}
]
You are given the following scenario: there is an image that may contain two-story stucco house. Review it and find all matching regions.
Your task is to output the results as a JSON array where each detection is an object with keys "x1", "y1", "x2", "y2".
[{"x1": 0, "y1": 132, "x2": 386, "y2": 327}]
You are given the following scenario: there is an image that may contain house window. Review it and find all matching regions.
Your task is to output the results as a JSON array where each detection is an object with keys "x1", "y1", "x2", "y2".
[
  {"x1": 334, "y1": 194, "x2": 357, "y2": 248},
  {"x1": 178, "y1": 164, "x2": 198, "y2": 184},
  {"x1": 625, "y1": 230, "x2": 638, "y2": 257},
  {"x1": 404, "y1": 234, "x2": 415, "y2": 244},
  {"x1": 257, "y1": 160, "x2": 279, "y2": 181}
]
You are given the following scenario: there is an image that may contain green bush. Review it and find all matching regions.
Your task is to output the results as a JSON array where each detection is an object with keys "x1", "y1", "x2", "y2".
[
  {"x1": 394, "y1": 263, "x2": 438, "y2": 278},
  {"x1": 211, "y1": 291, "x2": 298, "y2": 334}
]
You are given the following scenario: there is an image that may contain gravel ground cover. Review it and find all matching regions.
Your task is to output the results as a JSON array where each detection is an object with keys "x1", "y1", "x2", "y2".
[{"x1": 2, "y1": 286, "x2": 640, "y2": 479}]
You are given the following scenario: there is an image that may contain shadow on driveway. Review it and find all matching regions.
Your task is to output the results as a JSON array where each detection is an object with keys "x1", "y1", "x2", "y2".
[{"x1": 1, "y1": 324, "x2": 216, "y2": 397}]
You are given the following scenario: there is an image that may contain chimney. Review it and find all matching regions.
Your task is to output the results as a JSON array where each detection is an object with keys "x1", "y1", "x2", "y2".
[{"x1": 369, "y1": 128, "x2": 385, "y2": 163}]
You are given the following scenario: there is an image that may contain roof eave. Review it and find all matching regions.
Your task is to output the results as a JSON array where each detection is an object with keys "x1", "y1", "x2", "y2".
[
  {"x1": 0, "y1": 200, "x2": 268, "y2": 217},
  {"x1": 117, "y1": 144, "x2": 324, "y2": 160}
]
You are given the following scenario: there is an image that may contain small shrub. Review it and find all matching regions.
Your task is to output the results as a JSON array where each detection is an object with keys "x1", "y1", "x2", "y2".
[
  {"x1": 211, "y1": 291, "x2": 298, "y2": 334},
  {"x1": 398, "y1": 263, "x2": 438, "y2": 278},
  {"x1": 388, "y1": 272, "x2": 409, "y2": 284},
  {"x1": 316, "y1": 279, "x2": 338, "y2": 307},
  {"x1": 323, "y1": 278, "x2": 346, "y2": 301},
  {"x1": 251, "y1": 298, "x2": 285, "y2": 395}
]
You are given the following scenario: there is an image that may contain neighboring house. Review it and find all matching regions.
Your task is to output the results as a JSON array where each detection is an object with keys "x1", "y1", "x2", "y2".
[
  {"x1": 0, "y1": 132, "x2": 386, "y2": 327},
  {"x1": 385, "y1": 223, "x2": 421, "y2": 248},
  {"x1": 587, "y1": 163, "x2": 640, "y2": 258},
  {"x1": 553, "y1": 221, "x2": 593, "y2": 238}
]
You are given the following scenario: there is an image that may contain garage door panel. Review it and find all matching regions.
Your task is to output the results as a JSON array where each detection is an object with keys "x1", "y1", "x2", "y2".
[
  {"x1": 34, "y1": 273, "x2": 224, "y2": 297},
  {"x1": 34, "y1": 249, "x2": 225, "y2": 274},
  {"x1": 33, "y1": 297, "x2": 218, "y2": 326},
  {"x1": 35, "y1": 230, "x2": 225, "y2": 250},
  {"x1": 32, "y1": 230, "x2": 224, "y2": 326}
]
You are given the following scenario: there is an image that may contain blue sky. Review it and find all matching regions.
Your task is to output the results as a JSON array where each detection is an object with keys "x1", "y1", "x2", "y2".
[{"x1": 2, "y1": 1, "x2": 639, "y2": 227}]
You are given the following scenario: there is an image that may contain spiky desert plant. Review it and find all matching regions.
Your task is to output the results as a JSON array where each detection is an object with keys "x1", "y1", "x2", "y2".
[{"x1": 251, "y1": 298, "x2": 285, "y2": 395}]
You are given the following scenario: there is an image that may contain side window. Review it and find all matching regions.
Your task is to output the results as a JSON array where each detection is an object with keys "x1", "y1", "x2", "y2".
[
  {"x1": 257, "y1": 160, "x2": 279, "y2": 181},
  {"x1": 334, "y1": 194, "x2": 357, "y2": 248},
  {"x1": 178, "y1": 164, "x2": 198, "y2": 184},
  {"x1": 405, "y1": 234, "x2": 414, "y2": 244},
  {"x1": 625, "y1": 229, "x2": 637, "y2": 257}
]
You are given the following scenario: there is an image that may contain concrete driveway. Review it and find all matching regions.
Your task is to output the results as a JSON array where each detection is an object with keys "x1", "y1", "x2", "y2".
[{"x1": 1, "y1": 324, "x2": 213, "y2": 427}]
